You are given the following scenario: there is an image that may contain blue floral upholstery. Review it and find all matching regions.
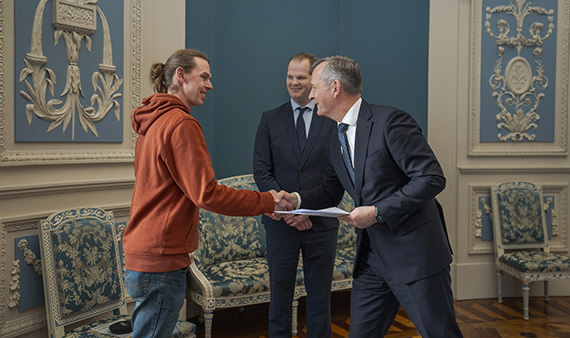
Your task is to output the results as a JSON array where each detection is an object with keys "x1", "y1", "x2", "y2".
[
  {"x1": 332, "y1": 193, "x2": 356, "y2": 288},
  {"x1": 188, "y1": 175, "x2": 356, "y2": 338},
  {"x1": 199, "y1": 257, "x2": 270, "y2": 297},
  {"x1": 500, "y1": 251, "x2": 570, "y2": 273},
  {"x1": 491, "y1": 182, "x2": 570, "y2": 320},
  {"x1": 40, "y1": 208, "x2": 196, "y2": 338},
  {"x1": 495, "y1": 183, "x2": 545, "y2": 245}
]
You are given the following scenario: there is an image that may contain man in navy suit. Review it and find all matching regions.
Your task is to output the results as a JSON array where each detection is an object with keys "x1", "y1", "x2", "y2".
[
  {"x1": 253, "y1": 53, "x2": 343, "y2": 338},
  {"x1": 285, "y1": 55, "x2": 463, "y2": 337}
]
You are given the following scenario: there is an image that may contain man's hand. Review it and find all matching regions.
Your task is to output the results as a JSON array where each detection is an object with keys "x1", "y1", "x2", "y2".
[
  {"x1": 267, "y1": 190, "x2": 297, "y2": 220},
  {"x1": 283, "y1": 214, "x2": 312, "y2": 231},
  {"x1": 338, "y1": 206, "x2": 377, "y2": 229},
  {"x1": 269, "y1": 190, "x2": 292, "y2": 211}
]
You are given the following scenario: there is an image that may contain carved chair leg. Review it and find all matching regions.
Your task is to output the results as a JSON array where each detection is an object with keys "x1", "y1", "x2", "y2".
[
  {"x1": 497, "y1": 270, "x2": 503, "y2": 303},
  {"x1": 204, "y1": 312, "x2": 214, "y2": 338},
  {"x1": 544, "y1": 280, "x2": 549, "y2": 302},
  {"x1": 292, "y1": 299, "x2": 299, "y2": 337},
  {"x1": 198, "y1": 310, "x2": 204, "y2": 324},
  {"x1": 522, "y1": 283, "x2": 530, "y2": 320}
]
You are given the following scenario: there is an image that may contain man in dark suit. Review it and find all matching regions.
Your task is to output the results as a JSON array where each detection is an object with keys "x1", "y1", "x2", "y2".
[
  {"x1": 285, "y1": 55, "x2": 463, "y2": 337},
  {"x1": 253, "y1": 53, "x2": 343, "y2": 338}
]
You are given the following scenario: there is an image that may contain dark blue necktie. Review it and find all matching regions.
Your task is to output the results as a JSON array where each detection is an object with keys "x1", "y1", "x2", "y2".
[
  {"x1": 296, "y1": 107, "x2": 308, "y2": 154},
  {"x1": 338, "y1": 123, "x2": 355, "y2": 183}
]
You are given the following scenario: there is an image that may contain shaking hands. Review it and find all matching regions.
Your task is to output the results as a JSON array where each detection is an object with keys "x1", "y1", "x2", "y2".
[
  {"x1": 266, "y1": 191, "x2": 312, "y2": 231},
  {"x1": 269, "y1": 191, "x2": 376, "y2": 230},
  {"x1": 268, "y1": 190, "x2": 294, "y2": 213}
]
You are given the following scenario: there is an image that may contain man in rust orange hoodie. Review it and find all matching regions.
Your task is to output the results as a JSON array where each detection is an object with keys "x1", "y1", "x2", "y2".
[{"x1": 123, "y1": 49, "x2": 288, "y2": 338}]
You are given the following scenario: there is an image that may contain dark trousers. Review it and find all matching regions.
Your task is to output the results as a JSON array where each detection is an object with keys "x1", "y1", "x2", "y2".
[
  {"x1": 266, "y1": 225, "x2": 338, "y2": 338},
  {"x1": 349, "y1": 232, "x2": 463, "y2": 338}
]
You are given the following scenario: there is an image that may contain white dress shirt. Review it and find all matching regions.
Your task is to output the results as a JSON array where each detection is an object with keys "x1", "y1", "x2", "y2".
[{"x1": 338, "y1": 98, "x2": 362, "y2": 167}]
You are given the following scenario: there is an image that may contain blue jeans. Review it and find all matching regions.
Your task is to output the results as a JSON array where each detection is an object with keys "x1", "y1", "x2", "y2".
[{"x1": 125, "y1": 268, "x2": 188, "y2": 338}]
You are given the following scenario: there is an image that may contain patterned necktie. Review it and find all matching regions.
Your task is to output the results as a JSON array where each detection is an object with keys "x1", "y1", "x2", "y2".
[
  {"x1": 338, "y1": 123, "x2": 355, "y2": 183},
  {"x1": 296, "y1": 107, "x2": 309, "y2": 154}
]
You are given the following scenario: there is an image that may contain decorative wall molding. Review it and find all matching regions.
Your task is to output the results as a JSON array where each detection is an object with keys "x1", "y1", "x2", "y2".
[
  {"x1": 0, "y1": 205, "x2": 131, "y2": 337},
  {"x1": 0, "y1": 214, "x2": 46, "y2": 336},
  {"x1": 469, "y1": 0, "x2": 570, "y2": 155},
  {"x1": 0, "y1": 0, "x2": 141, "y2": 165},
  {"x1": 543, "y1": 184, "x2": 568, "y2": 250},
  {"x1": 17, "y1": 239, "x2": 42, "y2": 275},
  {"x1": 19, "y1": 0, "x2": 123, "y2": 140},
  {"x1": 0, "y1": 313, "x2": 47, "y2": 338},
  {"x1": 469, "y1": 186, "x2": 494, "y2": 254},
  {"x1": 0, "y1": 178, "x2": 134, "y2": 200},
  {"x1": 486, "y1": 2, "x2": 554, "y2": 142},
  {"x1": 469, "y1": 183, "x2": 568, "y2": 254},
  {"x1": 475, "y1": 197, "x2": 491, "y2": 238},
  {"x1": 458, "y1": 166, "x2": 570, "y2": 174},
  {"x1": 8, "y1": 260, "x2": 20, "y2": 309},
  {"x1": 0, "y1": 0, "x2": 6, "y2": 167}
]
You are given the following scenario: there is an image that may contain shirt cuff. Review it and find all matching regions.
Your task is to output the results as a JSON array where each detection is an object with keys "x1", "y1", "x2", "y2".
[{"x1": 293, "y1": 192, "x2": 302, "y2": 209}]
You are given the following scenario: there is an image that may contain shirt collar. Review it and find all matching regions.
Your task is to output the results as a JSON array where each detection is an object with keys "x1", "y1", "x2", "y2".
[
  {"x1": 291, "y1": 99, "x2": 315, "y2": 113},
  {"x1": 339, "y1": 97, "x2": 362, "y2": 127}
]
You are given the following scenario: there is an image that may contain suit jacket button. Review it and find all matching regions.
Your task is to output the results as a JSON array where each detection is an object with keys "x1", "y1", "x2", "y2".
[{"x1": 298, "y1": 171, "x2": 302, "y2": 175}]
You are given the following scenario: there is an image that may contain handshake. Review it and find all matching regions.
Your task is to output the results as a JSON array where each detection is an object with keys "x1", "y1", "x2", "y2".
[
  {"x1": 267, "y1": 190, "x2": 313, "y2": 231},
  {"x1": 267, "y1": 190, "x2": 378, "y2": 231}
]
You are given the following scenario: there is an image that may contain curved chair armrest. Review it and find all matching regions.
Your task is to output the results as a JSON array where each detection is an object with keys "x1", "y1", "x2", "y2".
[{"x1": 188, "y1": 253, "x2": 216, "y2": 311}]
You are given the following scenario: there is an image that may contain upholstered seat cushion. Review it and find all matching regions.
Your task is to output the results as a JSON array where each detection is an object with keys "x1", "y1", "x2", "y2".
[
  {"x1": 197, "y1": 257, "x2": 307, "y2": 298},
  {"x1": 500, "y1": 251, "x2": 570, "y2": 272},
  {"x1": 62, "y1": 314, "x2": 196, "y2": 337}
]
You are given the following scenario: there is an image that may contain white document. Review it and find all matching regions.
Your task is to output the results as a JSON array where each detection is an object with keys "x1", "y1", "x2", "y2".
[{"x1": 274, "y1": 207, "x2": 349, "y2": 217}]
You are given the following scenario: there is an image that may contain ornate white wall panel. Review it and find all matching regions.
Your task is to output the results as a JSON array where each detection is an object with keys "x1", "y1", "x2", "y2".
[
  {"x1": 0, "y1": 0, "x2": 141, "y2": 165},
  {"x1": 469, "y1": 0, "x2": 570, "y2": 155}
]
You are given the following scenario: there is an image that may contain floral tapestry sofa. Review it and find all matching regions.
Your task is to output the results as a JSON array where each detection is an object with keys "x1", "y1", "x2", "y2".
[{"x1": 187, "y1": 174, "x2": 356, "y2": 338}]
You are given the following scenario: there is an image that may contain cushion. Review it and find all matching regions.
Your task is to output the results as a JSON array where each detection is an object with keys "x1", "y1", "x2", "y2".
[
  {"x1": 500, "y1": 251, "x2": 570, "y2": 272},
  {"x1": 63, "y1": 314, "x2": 195, "y2": 338}
]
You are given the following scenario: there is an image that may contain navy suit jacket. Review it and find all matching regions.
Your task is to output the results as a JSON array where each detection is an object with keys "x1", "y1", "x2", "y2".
[
  {"x1": 300, "y1": 100, "x2": 453, "y2": 284},
  {"x1": 254, "y1": 102, "x2": 341, "y2": 230}
]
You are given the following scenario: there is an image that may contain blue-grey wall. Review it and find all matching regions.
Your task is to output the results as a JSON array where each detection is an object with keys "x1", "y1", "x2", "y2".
[{"x1": 187, "y1": 0, "x2": 429, "y2": 178}]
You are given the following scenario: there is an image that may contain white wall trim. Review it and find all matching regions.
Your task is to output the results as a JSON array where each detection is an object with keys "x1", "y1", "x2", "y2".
[{"x1": 0, "y1": 179, "x2": 135, "y2": 200}]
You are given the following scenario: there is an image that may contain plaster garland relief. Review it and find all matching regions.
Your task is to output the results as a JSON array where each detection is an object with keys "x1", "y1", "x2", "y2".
[
  {"x1": 0, "y1": 0, "x2": 141, "y2": 165},
  {"x1": 19, "y1": 0, "x2": 123, "y2": 140}
]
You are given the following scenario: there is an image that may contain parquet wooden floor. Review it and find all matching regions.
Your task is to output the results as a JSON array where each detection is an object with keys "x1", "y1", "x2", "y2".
[{"x1": 189, "y1": 291, "x2": 570, "y2": 338}]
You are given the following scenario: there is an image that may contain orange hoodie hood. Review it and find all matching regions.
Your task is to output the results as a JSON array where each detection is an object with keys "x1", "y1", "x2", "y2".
[{"x1": 131, "y1": 94, "x2": 189, "y2": 135}]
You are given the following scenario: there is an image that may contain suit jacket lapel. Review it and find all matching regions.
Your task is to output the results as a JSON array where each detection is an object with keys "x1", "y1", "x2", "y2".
[
  {"x1": 354, "y1": 100, "x2": 373, "y2": 206},
  {"x1": 280, "y1": 103, "x2": 302, "y2": 163},
  {"x1": 330, "y1": 130, "x2": 357, "y2": 198}
]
